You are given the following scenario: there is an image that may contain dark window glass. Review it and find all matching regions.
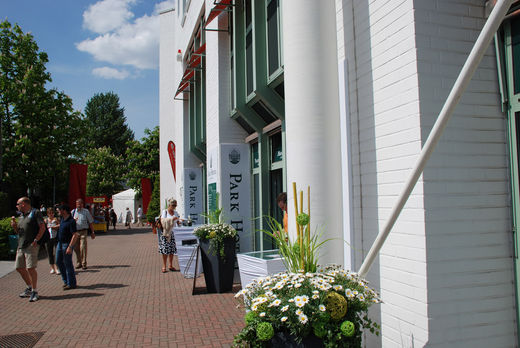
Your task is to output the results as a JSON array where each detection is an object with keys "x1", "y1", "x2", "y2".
[
  {"x1": 252, "y1": 142, "x2": 260, "y2": 169},
  {"x1": 246, "y1": 31, "x2": 254, "y2": 94},
  {"x1": 245, "y1": 0, "x2": 254, "y2": 95},
  {"x1": 252, "y1": 100, "x2": 277, "y2": 124},
  {"x1": 512, "y1": 19, "x2": 520, "y2": 94},
  {"x1": 271, "y1": 132, "x2": 282, "y2": 163},
  {"x1": 253, "y1": 173, "x2": 261, "y2": 249},
  {"x1": 267, "y1": 0, "x2": 279, "y2": 75}
]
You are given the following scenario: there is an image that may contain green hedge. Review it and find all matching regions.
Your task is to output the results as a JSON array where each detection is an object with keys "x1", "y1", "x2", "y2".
[{"x1": 0, "y1": 217, "x2": 16, "y2": 260}]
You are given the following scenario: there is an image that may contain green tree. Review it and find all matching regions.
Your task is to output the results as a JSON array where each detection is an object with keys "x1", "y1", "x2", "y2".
[
  {"x1": 125, "y1": 126, "x2": 159, "y2": 194},
  {"x1": 83, "y1": 92, "x2": 134, "y2": 158},
  {"x1": 0, "y1": 20, "x2": 84, "y2": 206},
  {"x1": 85, "y1": 147, "x2": 124, "y2": 197},
  {"x1": 147, "y1": 174, "x2": 160, "y2": 223}
]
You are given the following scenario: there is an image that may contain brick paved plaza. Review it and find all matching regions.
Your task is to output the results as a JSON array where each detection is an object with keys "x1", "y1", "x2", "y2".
[{"x1": 0, "y1": 226, "x2": 245, "y2": 347}]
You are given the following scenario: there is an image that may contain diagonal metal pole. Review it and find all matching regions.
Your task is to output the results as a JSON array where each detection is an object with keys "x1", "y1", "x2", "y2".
[{"x1": 358, "y1": 0, "x2": 513, "y2": 278}]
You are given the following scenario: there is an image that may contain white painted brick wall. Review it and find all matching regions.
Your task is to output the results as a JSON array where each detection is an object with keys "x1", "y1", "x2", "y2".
[{"x1": 339, "y1": 0, "x2": 516, "y2": 346}]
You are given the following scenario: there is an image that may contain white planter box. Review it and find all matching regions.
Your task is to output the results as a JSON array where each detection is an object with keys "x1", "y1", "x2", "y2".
[
  {"x1": 173, "y1": 226, "x2": 202, "y2": 278},
  {"x1": 237, "y1": 249, "x2": 286, "y2": 288}
]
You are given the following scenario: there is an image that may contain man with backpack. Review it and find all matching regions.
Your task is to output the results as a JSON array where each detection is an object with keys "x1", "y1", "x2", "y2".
[{"x1": 10, "y1": 196, "x2": 46, "y2": 302}]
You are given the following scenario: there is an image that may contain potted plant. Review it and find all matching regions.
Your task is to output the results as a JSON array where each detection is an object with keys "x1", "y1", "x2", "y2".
[
  {"x1": 233, "y1": 183, "x2": 381, "y2": 347},
  {"x1": 194, "y1": 197, "x2": 238, "y2": 293}
]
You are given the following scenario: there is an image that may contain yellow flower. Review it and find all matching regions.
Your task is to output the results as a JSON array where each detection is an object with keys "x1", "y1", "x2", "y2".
[{"x1": 209, "y1": 231, "x2": 217, "y2": 238}]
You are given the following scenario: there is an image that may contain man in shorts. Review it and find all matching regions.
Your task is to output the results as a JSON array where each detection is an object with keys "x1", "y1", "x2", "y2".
[{"x1": 11, "y1": 197, "x2": 46, "y2": 302}]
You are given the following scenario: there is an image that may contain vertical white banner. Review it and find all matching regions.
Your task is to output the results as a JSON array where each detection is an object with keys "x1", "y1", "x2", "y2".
[
  {"x1": 183, "y1": 168, "x2": 203, "y2": 224},
  {"x1": 207, "y1": 146, "x2": 219, "y2": 213},
  {"x1": 220, "y1": 144, "x2": 252, "y2": 253}
]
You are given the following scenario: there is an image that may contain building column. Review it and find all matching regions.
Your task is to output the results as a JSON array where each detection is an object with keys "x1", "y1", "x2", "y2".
[{"x1": 282, "y1": 1, "x2": 343, "y2": 265}]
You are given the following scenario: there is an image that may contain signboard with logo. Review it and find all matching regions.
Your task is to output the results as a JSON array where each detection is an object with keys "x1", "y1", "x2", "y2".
[
  {"x1": 207, "y1": 146, "x2": 219, "y2": 213},
  {"x1": 183, "y1": 168, "x2": 203, "y2": 224},
  {"x1": 220, "y1": 144, "x2": 252, "y2": 253}
]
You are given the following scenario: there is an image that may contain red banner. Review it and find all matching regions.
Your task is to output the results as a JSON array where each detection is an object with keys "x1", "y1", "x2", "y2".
[
  {"x1": 68, "y1": 163, "x2": 88, "y2": 208},
  {"x1": 141, "y1": 178, "x2": 152, "y2": 214},
  {"x1": 167, "y1": 141, "x2": 176, "y2": 181}
]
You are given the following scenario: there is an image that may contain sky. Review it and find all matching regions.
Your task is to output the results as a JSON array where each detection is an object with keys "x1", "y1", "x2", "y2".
[{"x1": 1, "y1": 0, "x2": 175, "y2": 140}]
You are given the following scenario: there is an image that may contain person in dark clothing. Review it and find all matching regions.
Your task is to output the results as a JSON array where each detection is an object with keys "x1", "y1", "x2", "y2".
[
  {"x1": 55, "y1": 204, "x2": 79, "y2": 290},
  {"x1": 109, "y1": 208, "x2": 117, "y2": 230}
]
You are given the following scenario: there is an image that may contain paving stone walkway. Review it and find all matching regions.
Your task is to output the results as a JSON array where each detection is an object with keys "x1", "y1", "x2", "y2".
[{"x1": 0, "y1": 226, "x2": 245, "y2": 347}]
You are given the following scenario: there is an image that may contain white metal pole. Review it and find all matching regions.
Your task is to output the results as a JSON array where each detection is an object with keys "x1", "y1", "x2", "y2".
[{"x1": 358, "y1": 0, "x2": 513, "y2": 278}]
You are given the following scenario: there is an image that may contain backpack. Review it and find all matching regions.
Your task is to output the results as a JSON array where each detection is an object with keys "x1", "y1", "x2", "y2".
[{"x1": 28, "y1": 208, "x2": 49, "y2": 245}]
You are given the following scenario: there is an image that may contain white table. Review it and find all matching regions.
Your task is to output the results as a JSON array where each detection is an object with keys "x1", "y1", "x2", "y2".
[
  {"x1": 173, "y1": 226, "x2": 202, "y2": 278},
  {"x1": 237, "y1": 249, "x2": 286, "y2": 288}
]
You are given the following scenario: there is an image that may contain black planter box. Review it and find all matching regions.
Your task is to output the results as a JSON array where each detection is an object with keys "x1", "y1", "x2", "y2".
[
  {"x1": 199, "y1": 237, "x2": 236, "y2": 293},
  {"x1": 269, "y1": 332, "x2": 325, "y2": 347}
]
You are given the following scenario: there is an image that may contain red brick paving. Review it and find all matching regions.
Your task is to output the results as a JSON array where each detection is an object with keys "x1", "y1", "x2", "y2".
[{"x1": 0, "y1": 227, "x2": 245, "y2": 347}]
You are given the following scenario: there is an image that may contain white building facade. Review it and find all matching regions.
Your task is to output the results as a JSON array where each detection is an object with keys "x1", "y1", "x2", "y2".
[{"x1": 159, "y1": 1, "x2": 519, "y2": 346}]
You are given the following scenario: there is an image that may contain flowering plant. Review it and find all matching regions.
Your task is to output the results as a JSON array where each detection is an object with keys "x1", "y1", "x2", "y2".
[
  {"x1": 194, "y1": 223, "x2": 237, "y2": 258},
  {"x1": 233, "y1": 265, "x2": 381, "y2": 347},
  {"x1": 234, "y1": 183, "x2": 381, "y2": 346}
]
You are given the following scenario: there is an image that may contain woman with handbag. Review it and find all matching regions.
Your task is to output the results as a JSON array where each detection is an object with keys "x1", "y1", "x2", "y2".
[
  {"x1": 45, "y1": 207, "x2": 60, "y2": 274},
  {"x1": 158, "y1": 199, "x2": 181, "y2": 273}
]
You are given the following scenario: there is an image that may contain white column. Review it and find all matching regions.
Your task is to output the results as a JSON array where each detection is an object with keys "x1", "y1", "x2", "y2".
[{"x1": 282, "y1": 1, "x2": 343, "y2": 266}]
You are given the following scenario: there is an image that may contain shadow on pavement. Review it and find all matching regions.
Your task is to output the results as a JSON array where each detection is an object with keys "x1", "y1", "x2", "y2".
[
  {"x1": 95, "y1": 228, "x2": 152, "y2": 236},
  {"x1": 42, "y1": 292, "x2": 104, "y2": 300},
  {"x1": 78, "y1": 283, "x2": 128, "y2": 290},
  {"x1": 87, "y1": 264, "x2": 131, "y2": 269}
]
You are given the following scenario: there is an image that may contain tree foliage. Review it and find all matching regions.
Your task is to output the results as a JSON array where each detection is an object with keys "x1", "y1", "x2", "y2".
[
  {"x1": 83, "y1": 92, "x2": 134, "y2": 158},
  {"x1": 85, "y1": 147, "x2": 124, "y2": 197},
  {"x1": 0, "y1": 20, "x2": 84, "y2": 210},
  {"x1": 147, "y1": 174, "x2": 160, "y2": 223},
  {"x1": 125, "y1": 126, "x2": 159, "y2": 194}
]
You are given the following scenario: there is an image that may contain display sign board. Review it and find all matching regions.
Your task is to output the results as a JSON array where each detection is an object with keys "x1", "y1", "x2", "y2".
[
  {"x1": 220, "y1": 144, "x2": 252, "y2": 253},
  {"x1": 183, "y1": 168, "x2": 203, "y2": 224}
]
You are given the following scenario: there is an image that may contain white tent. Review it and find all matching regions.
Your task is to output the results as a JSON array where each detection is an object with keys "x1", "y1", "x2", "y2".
[{"x1": 111, "y1": 189, "x2": 141, "y2": 224}]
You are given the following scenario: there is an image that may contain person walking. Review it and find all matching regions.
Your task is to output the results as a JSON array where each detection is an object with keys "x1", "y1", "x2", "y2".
[
  {"x1": 159, "y1": 199, "x2": 181, "y2": 273},
  {"x1": 10, "y1": 197, "x2": 46, "y2": 302},
  {"x1": 109, "y1": 208, "x2": 117, "y2": 230},
  {"x1": 45, "y1": 207, "x2": 60, "y2": 274},
  {"x1": 136, "y1": 205, "x2": 144, "y2": 227},
  {"x1": 55, "y1": 204, "x2": 79, "y2": 290},
  {"x1": 125, "y1": 207, "x2": 133, "y2": 229},
  {"x1": 71, "y1": 198, "x2": 95, "y2": 270}
]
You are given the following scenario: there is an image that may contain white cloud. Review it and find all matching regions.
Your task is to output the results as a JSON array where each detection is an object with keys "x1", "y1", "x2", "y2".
[
  {"x1": 92, "y1": 66, "x2": 130, "y2": 79},
  {"x1": 77, "y1": 0, "x2": 174, "y2": 72},
  {"x1": 83, "y1": 0, "x2": 137, "y2": 34}
]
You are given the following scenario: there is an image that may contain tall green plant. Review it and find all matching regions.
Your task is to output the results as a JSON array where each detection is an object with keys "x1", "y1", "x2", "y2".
[{"x1": 146, "y1": 175, "x2": 160, "y2": 223}]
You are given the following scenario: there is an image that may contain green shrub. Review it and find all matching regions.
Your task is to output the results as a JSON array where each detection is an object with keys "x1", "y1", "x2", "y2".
[
  {"x1": 147, "y1": 175, "x2": 160, "y2": 223},
  {"x1": 0, "y1": 217, "x2": 16, "y2": 260}
]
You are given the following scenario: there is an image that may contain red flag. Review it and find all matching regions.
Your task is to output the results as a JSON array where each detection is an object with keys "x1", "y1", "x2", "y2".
[
  {"x1": 167, "y1": 141, "x2": 176, "y2": 181},
  {"x1": 141, "y1": 178, "x2": 152, "y2": 214},
  {"x1": 68, "y1": 163, "x2": 88, "y2": 208}
]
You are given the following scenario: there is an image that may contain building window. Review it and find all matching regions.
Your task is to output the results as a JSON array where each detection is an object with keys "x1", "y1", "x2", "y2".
[
  {"x1": 267, "y1": 0, "x2": 281, "y2": 77},
  {"x1": 245, "y1": 0, "x2": 255, "y2": 96}
]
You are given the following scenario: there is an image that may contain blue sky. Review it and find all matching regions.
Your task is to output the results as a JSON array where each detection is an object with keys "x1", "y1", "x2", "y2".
[{"x1": 1, "y1": 0, "x2": 175, "y2": 140}]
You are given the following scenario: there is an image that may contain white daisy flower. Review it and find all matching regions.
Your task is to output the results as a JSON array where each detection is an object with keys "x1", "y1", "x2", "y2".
[
  {"x1": 357, "y1": 294, "x2": 365, "y2": 301},
  {"x1": 259, "y1": 312, "x2": 266, "y2": 317},
  {"x1": 281, "y1": 305, "x2": 289, "y2": 312},
  {"x1": 345, "y1": 289, "x2": 354, "y2": 298},
  {"x1": 333, "y1": 285, "x2": 343, "y2": 291},
  {"x1": 299, "y1": 314, "x2": 308, "y2": 324},
  {"x1": 269, "y1": 299, "x2": 282, "y2": 307},
  {"x1": 281, "y1": 316, "x2": 288, "y2": 322},
  {"x1": 295, "y1": 309, "x2": 303, "y2": 316},
  {"x1": 294, "y1": 283, "x2": 302, "y2": 288},
  {"x1": 312, "y1": 294, "x2": 319, "y2": 300},
  {"x1": 319, "y1": 304, "x2": 326, "y2": 312}
]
